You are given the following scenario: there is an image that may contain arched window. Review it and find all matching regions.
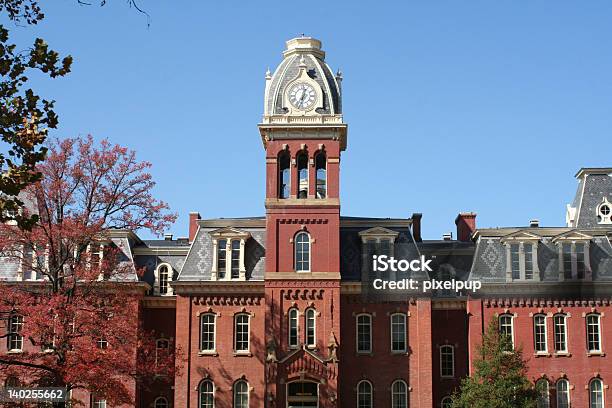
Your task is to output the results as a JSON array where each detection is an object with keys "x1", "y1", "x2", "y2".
[
  {"x1": 233, "y1": 380, "x2": 249, "y2": 408},
  {"x1": 230, "y1": 240, "x2": 240, "y2": 279},
  {"x1": 391, "y1": 380, "x2": 407, "y2": 408},
  {"x1": 200, "y1": 313, "x2": 216, "y2": 352},
  {"x1": 440, "y1": 345, "x2": 454, "y2": 378},
  {"x1": 91, "y1": 396, "x2": 107, "y2": 408},
  {"x1": 7, "y1": 314, "x2": 24, "y2": 351},
  {"x1": 305, "y1": 308, "x2": 316, "y2": 347},
  {"x1": 315, "y1": 151, "x2": 326, "y2": 199},
  {"x1": 199, "y1": 380, "x2": 214, "y2": 408},
  {"x1": 553, "y1": 314, "x2": 568, "y2": 353},
  {"x1": 499, "y1": 314, "x2": 514, "y2": 350},
  {"x1": 441, "y1": 396, "x2": 452, "y2": 408},
  {"x1": 234, "y1": 313, "x2": 250, "y2": 353},
  {"x1": 278, "y1": 151, "x2": 291, "y2": 199},
  {"x1": 390, "y1": 313, "x2": 406, "y2": 353},
  {"x1": 535, "y1": 378, "x2": 550, "y2": 408},
  {"x1": 157, "y1": 264, "x2": 172, "y2": 295},
  {"x1": 297, "y1": 152, "x2": 308, "y2": 199},
  {"x1": 589, "y1": 378, "x2": 604, "y2": 408},
  {"x1": 556, "y1": 379, "x2": 570, "y2": 408},
  {"x1": 586, "y1": 314, "x2": 601, "y2": 352},
  {"x1": 217, "y1": 239, "x2": 227, "y2": 279},
  {"x1": 533, "y1": 314, "x2": 547, "y2": 353},
  {"x1": 294, "y1": 232, "x2": 310, "y2": 272},
  {"x1": 356, "y1": 314, "x2": 372, "y2": 353},
  {"x1": 288, "y1": 308, "x2": 299, "y2": 348},
  {"x1": 154, "y1": 397, "x2": 169, "y2": 408},
  {"x1": 356, "y1": 380, "x2": 372, "y2": 408}
]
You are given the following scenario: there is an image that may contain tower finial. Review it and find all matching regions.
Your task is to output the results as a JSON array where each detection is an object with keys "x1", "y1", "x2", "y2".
[
  {"x1": 265, "y1": 67, "x2": 272, "y2": 80},
  {"x1": 298, "y1": 54, "x2": 307, "y2": 69},
  {"x1": 335, "y1": 68, "x2": 343, "y2": 82}
]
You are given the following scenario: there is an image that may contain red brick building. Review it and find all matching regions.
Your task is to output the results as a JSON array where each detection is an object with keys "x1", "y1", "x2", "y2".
[{"x1": 3, "y1": 37, "x2": 612, "y2": 408}]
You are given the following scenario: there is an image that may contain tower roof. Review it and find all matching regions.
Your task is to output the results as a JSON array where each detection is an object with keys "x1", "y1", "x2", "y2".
[{"x1": 264, "y1": 36, "x2": 342, "y2": 118}]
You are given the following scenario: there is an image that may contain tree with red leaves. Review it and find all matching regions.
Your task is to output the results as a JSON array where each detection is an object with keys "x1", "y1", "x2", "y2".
[{"x1": 0, "y1": 136, "x2": 178, "y2": 406}]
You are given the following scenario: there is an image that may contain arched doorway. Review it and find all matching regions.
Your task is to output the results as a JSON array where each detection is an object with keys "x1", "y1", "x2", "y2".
[{"x1": 286, "y1": 381, "x2": 319, "y2": 407}]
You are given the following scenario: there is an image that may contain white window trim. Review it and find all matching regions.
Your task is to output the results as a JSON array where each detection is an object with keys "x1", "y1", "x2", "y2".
[
  {"x1": 391, "y1": 380, "x2": 408, "y2": 408},
  {"x1": 499, "y1": 314, "x2": 515, "y2": 350},
  {"x1": 554, "y1": 236, "x2": 592, "y2": 281},
  {"x1": 233, "y1": 380, "x2": 249, "y2": 408},
  {"x1": 296, "y1": 151, "x2": 309, "y2": 198},
  {"x1": 7, "y1": 314, "x2": 24, "y2": 352},
  {"x1": 390, "y1": 313, "x2": 407, "y2": 353},
  {"x1": 586, "y1": 313, "x2": 602, "y2": 353},
  {"x1": 556, "y1": 379, "x2": 570, "y2": 408},
  {"x1": 288, "y1": 308, "x2": 300, "y2": 349},
  {"x1": 234, "y1": 313, "x2": 250, "y2": 354},
  {"x1": 200, "y1": 312, "x2": 217, "y2": 353},
  {"x1": 210, "y1": 229, "x2": 250, "y2": 281},
  {"x1": 305, "y1": 308, "x2": 316, "y2": 349},
  {"x1": 440, "y1": 345, "x2": 455, "y2": 378},
  {"x1": 199, "y1": 380, "x2": 215, "y2": 408},
  {"x1": 356, "y1": 313, "x2": 372, "y2": 354},
  {"x1": 356, "y1": 380, "x2": 373, "y2": 408},
  {"x1": 294, "y1": 231, "x2": 312, "y2": 273},
  {"x1": 533, "y1": 314, "x2": 548, "y2": 354},
  {"x1": 597, "y1": 197, "x2": 612, "y2": 224},
  {"x1": 535, "y1": 378, "x2": 550, "y2": 408},
  {"x1": 553, "y1": 314, "x2": 569, "y2": 353},
  {"x1": 154, "y1": 263, "x2": 174, "y2": 296},
  {"x1": 589, "y1": 378, "x2": 605, "y2": 408}
]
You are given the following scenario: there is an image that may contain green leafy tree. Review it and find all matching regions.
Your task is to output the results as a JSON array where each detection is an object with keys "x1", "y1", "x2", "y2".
[{"x1": 451, "y1": 316, "x2": 539, "y2": 408}]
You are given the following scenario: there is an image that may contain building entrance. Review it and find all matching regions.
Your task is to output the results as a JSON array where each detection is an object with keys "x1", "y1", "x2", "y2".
[{"x1": 287, "y1": 381, "x2": 319, "y2": 408}]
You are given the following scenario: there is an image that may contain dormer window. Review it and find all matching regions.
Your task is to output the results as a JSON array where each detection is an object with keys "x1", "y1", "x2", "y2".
[
  {"x1": 553, "y1": 231, "x2": 592, "y2": 280},
  {"x1": 501, "y1": 232, "x2": 541, "y2": 281},
  {"x1": 210, "y1": 228, "x2": 250, "y2": 281},
  {"x1": 597, "y1": 198, "x2": 612, "y2": 224},
  {"x1": 155, "y1": 263, "x2": 174, "y2": 296},
  {"x1": 358, "y1": 227, "x2": 399, "y2": 257}
]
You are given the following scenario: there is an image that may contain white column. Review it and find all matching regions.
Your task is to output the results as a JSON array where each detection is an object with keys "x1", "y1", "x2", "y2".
[
  {"x1": 225, "y1": 239, "x2": 231, "y2": 281},
  {"x1": 239, "y1": 238, "x2": 246, "y2": 281},
  {"x1": 211, "y1": 239, "x2": 218, "y2": 281}
]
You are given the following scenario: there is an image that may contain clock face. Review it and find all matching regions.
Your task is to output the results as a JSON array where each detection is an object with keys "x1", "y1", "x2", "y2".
[{"x1": 288, "y1": 82, "x2": 317, "y2": 110}]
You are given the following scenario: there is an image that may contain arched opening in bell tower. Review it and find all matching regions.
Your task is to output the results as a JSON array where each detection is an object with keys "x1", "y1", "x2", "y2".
[
  {"x1": 278, "y1": 151, "x2": 291, "y2": 199},
  {"x1": 297, "y1": 152, "x2": 309, "y2": 199}
]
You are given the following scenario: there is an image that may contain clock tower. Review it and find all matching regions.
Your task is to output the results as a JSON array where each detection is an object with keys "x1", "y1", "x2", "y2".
[{"x1": 259, "y1": 37, "x2": 346, "y2": 407}]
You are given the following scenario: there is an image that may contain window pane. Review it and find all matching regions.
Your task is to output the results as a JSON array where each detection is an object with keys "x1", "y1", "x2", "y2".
[
  {"x1": 441, "y1": 397, "x2": 452, "y2": 408},
  {"x1": 315, "y1": 152, "x2": 326, "y2": 199},
  {"x1": 306, "y1": 309, "x2": 316, "y2": 347},
  {"x1": 553, "y1": 315, "x2": 567, "y2": 352},
  {"x1": 511, "y1": 244, "x2": 520, "y2": 279},
  {"x1": 231, "y1": 240, "x2": 240, "y2": 279},
  {"x1": 201, "y1": 314, "x2": 215, "y2": 351},
  {"x1": 556, "y1": 380, "x2": 569, "y2": 408},
  {"x1": 357, "y1": 315, "x2": 371, "y2": 352},
  {"x1": 524, "y1": 243, "x2": 533, "y2": 279},
  {"x1": 391, "y1": 314, "x2": 406, "y2": 352},
  {"x1": 440, "y1": 346, "x2": 454, "y2": 377},
  {"x1": 391, "y1": 381, "x2": 407, "y2": 408},
  {"x1": 235, "y1": 314, "x2": 249, "y2": 352},
  {"x1": 499, "y1": 315, "x2": 514, "y2": 350},
  {"x1": 288, "y1": 309, "x2": 299, "y2": 348},
  {"x1": 587, "y1": 315, "x2": 601, "y2": 352},
  {"x1": 217, "y1": 239, "x2": 227, "y2": 279},
  {"x1": 562, "y1": 243, "x2": 572, "y2": 279},
  {"x1": 200, "y1": 381, "x2": 214, "y2": 408},
  {"x1": 575, "y1": 243, "x2": 585, "y2": 279},
  {"x1": 357, "y1": 381, "x2": 372, "y2": 408},
  {"x1": 534, "y1": 315, "x2": 547, "y2": 353},
  {"x1": 155, "y1": 397, "x2": 168, "y2": 408},
  {"x1": 8, "y1": 315, "x2": 23, "y2": 351},
  {"x1": 278, "y1": 152, "x2": 290, "y2": 199},
  {"x1": 233, "y1": 381, "x2": 248, "y2": 408},
  {"x1": 297, "y1": 153, "x2": 308, "y2": 199},
  {"x1": 590, "y1": 379, "x2": 603, "y2": 408},
  {"x1": 536, "y1": 379, "x2": 550, "y2": 408},
  {"x1": 295, "y1": 232, "x2": 310, "y2": 272},
  {"x1": 159, "y1": 265, "x2": 169, "y2": 295}
]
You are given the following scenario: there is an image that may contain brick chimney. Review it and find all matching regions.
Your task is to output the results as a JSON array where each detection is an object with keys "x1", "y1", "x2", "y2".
[
  {"x1": 189, "y1": 212, "x2": 201, "y2": 242},
  {"x1": 411, "y1": 213, "x2": 422, "y2": 242},
  {"x1": 455, "y1": 212, "x2": 477, "y2": 242}
]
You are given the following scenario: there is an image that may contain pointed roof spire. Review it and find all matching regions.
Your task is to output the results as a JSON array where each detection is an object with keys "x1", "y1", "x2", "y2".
[{"x1": 265, "y1": 67, "x2": 272, "y2": 80}]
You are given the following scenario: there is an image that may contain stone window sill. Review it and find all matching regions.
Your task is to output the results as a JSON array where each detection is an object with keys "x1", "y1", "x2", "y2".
[
  {"x1": 534, "y1": 352, "x2": 551, "y2": 357},
  {"x1": 7, "y1": 350, "x2": 23, "y2": 354},
  {"x1": 233, "y1": 351, "x2": 252, "y2": 357},
  {"x1": 587, "y1": 351, "x2": 605, "y2": 357},
  {"x1": 553, "y1": 352, "x2": 571, "y2": 357},
  {"x1": 356, "y1": 351, "x2": 373, "y2": 357},
  {"x1": 198, "y1": 351, "x2": 218, "y2": 356}
]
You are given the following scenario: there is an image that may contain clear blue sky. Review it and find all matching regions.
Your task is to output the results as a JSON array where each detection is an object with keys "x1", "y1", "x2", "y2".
[{"x1": 6, "y1": 1, "x2": 612, "y2": 239}]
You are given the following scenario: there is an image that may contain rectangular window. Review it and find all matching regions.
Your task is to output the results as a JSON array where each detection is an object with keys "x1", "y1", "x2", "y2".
[
  {"x1": 200, "y1": 314, "x2": 216, "y2": 351},
  {"x1": 510, "y1": 244, "x2": 520, "y2": 280},
  {"x1": 356, "y1": 314, "x2": 372, "y2": 353},
  {"x1": 499, "y1": 314, "x2": 514, "y2": 350},
  {"x1": 379, "y1": 239, "x2": 391, "y2": 257},
  {"x1": 7, "y1": 315, "x2": 23, "y2": 351},
  {"x1": 231, "y1": 240, "x2": 240, "y2": 279},
  {"x1": 575, "y1": 243, "x2": 585, "y2": 279},
  {"x1": 234, "y1": 314, "x2": 250, "y2": 352},
  {"x1": 305, "y1": 309, "x2": 316, "y2": 347},
  {"x1": 553, "y1": 315, "x2": 567, "y2": 353},
  {"x1": 440, "y1": 345, "x2": 455, "y2": 378},
  {"x1": 390, "y1": 314, "x2": 406, "y2": 353},
  {"x1": 217, "y1": 239, "x2": 227, "y2": 279},
  {"x1": 524, "y1": 243, "x2": 533, "y2": 280},
  {"x1": 586, "y1": 314, "x2": 601, "y2": 352},
  {"x1": 533, "y1": 315, "x2": 547, "y2": 353},
  {"x1": 562, "y1": 243, "x2": 572, "y2": 279}
]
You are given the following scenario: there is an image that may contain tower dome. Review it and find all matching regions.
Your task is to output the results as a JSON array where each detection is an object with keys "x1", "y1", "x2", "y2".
[{"x1": 263, "y1": 37, "x2": 343, "y2": 121}]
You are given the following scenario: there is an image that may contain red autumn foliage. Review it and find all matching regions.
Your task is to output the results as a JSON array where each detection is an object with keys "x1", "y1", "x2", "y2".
[{"x1": 0, "y1": 136, "x2": 179, "y2": 406}]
